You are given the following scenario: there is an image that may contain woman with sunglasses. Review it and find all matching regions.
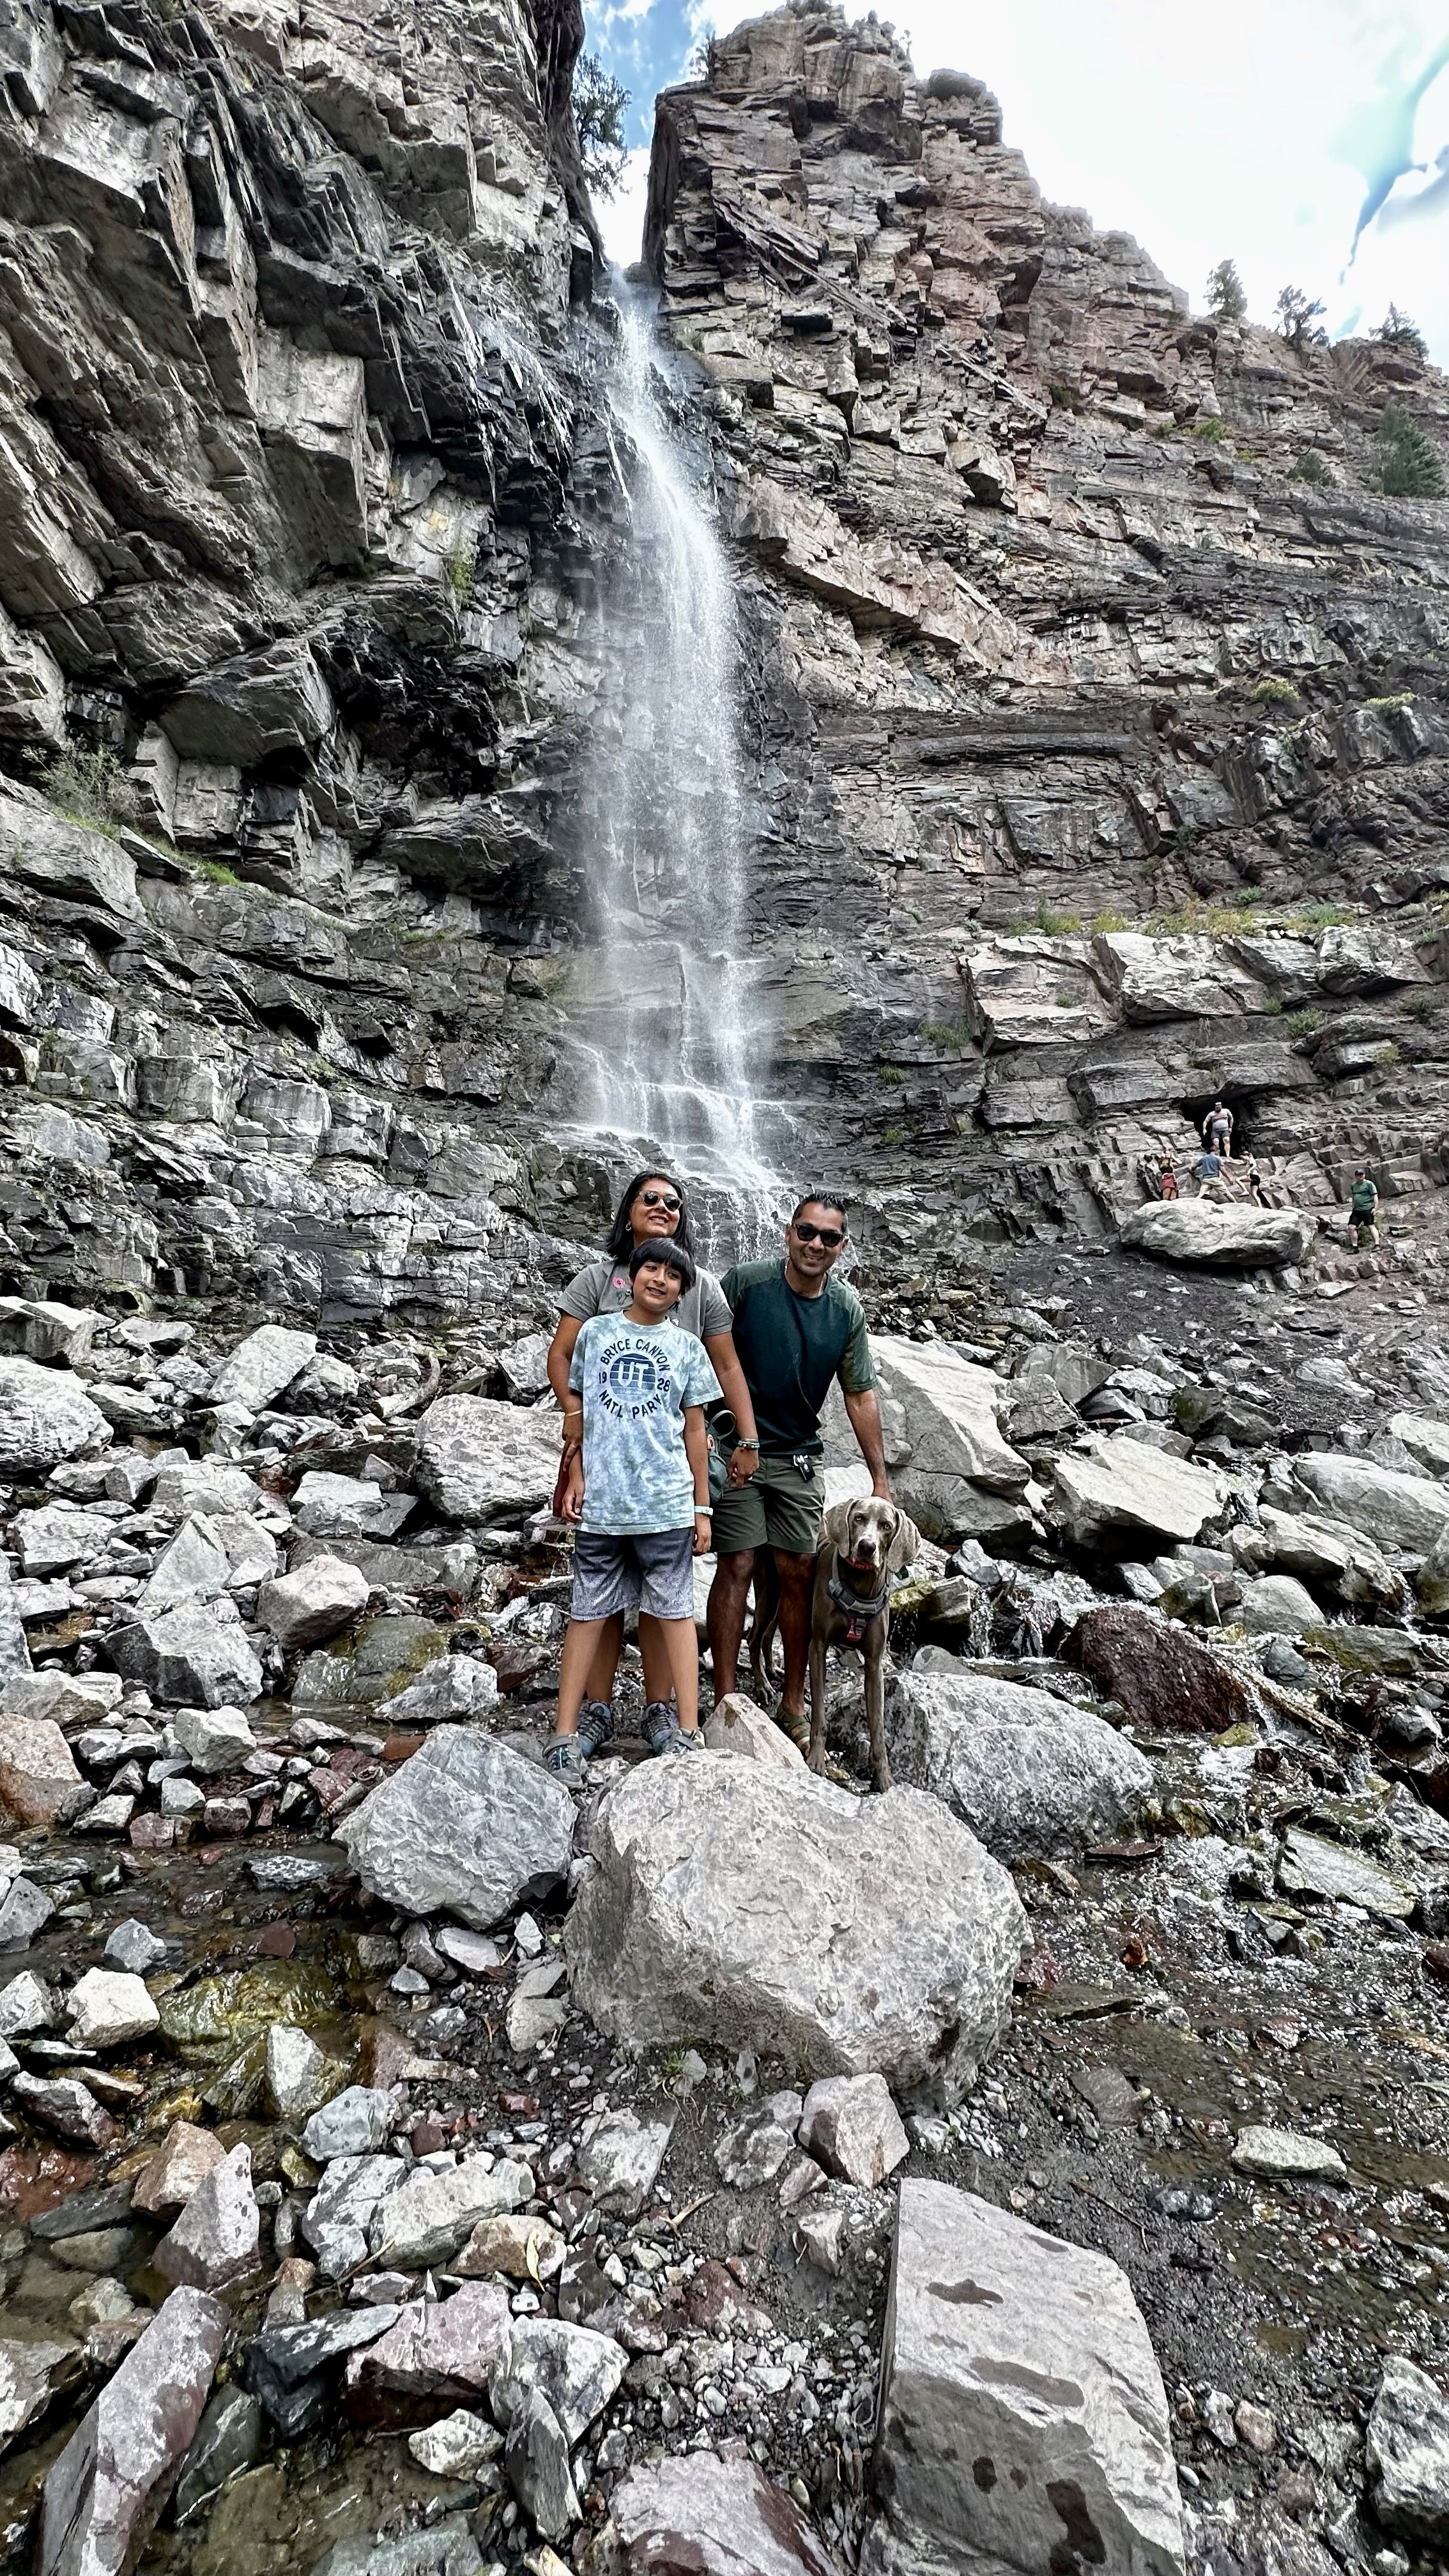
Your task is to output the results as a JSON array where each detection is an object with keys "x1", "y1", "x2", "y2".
[{"x1": 546, "y1": 1170, "x2": 760, "y2": 1758}]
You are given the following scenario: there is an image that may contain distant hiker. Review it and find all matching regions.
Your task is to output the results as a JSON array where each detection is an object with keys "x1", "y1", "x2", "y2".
[
  {"x1": 1202, "y1": 1099, "x2": 1234, "y2": 1159},
  {"x1": 546, "y1": 1238, "x2": 720, "y2": 1787},
  {"x1": 1349, "y1": 1166, "x2": 1380, "y2": 1250},
  {"x1": 1158, "y1": 1156, "x2": 1179, "y2": 1200},
  {"x1": 1195, "y1": 1149, "x2": 1227, "y2": 1199},
  {"x1": 1243, "y1": 1157, "x2": 1269, "y2": 1206},
  {"x1": 546, "y1": 1169, "x2": 758, "y2": 1758},
  {"x1": 707, "y1": 1192, "x2": 889, "y2": 1753}
]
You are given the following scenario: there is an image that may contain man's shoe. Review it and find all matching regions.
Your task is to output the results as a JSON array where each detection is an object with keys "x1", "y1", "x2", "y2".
[
  {"x1": 643, "y1": 1699, "x2": 680, "y2": 1756},
  {"x1": 663, "y1": 1725, "x2": 704, "y2": 1754},
  {"x1": 543, "y1": 1735, "x2": 586, "y2": 1789},
  {"x1": 577, "y1": 1700, "x2": 615, "y2": 1759}
]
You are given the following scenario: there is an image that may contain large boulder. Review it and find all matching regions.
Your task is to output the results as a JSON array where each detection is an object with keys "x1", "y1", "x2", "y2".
[
  {"x1": 337, "y1": 1728, "x2": 574, "y2": 1928},
  {"x1": 608, "y1": 2456, "x2": 838, "y2": 2575},
  {"x1": 258, "y1": 1556, "x2": 371, "y2": 1648},
  {"x1": 1231, "y1": 1504, "x2": 1404, "y2": 1611},
  {"x1": 0, "y1": 1361, "x2": 110, "y2": 1476},
  {"x1": 1069, "y1": 1606, "x2": 1256, "y2": 1733},
  {"x1": 38, "y1": 2287, "x2": 227, "y2": 2576},
  {"x1": 1120, "y1": 1202, "x2": 1316, "y2": 1268},
  {"x1": 823, "y1": 1337, "x2": 1029, "y2": 1545},
  {"x1": 567, "y1": 1756, "x2": 1023, "y2": 2107},
  {"x1": 413, "y1": 1395, "x2": 560, "y2": 1524},
  {"x1": 1367, "y1": 2357, "x2": 1449, "y2": 2544},
  {"x1": 887, "y1": 1671, "x2": 1156, "y2": 1859},
  {"x1": 0, "y1": 1717, "x2": 83, "y2": 1827},
  {"x1": 107, "y1": 1600, "x2": 263, "y2": 1708},
  {"x1": 1092, "y1": 930, "x2": 1266, "y2": 1022},
  {"x1": 208, "y1": 1325, "x2": 318, "y2": 1412},
  {"x1": 1052, "y1": 1438, "x2": 1227, "y2": 1553},
  {"x1": 1294, "y1": 1453, "x2": 1449, "y2": 1553},
  {"x1": 864, "y1": 2182, "x2": 1184, "y2": 2576}
]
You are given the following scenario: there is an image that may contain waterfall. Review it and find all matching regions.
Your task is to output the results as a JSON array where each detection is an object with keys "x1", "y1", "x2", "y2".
[{"x1": 567, "y1": 284, "x2": 795, "y2": 1255}]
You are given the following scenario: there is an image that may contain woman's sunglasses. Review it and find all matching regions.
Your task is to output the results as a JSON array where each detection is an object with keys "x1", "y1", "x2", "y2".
[
  {"x1": 793, "y1": 1222, "x2": 845, "y2": 1246},
  {"x1": 638, "y1": 1189, "x2": 682, "y2": 1211}
]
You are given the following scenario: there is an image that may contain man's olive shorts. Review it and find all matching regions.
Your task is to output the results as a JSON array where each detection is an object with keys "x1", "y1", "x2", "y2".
[{"x1": 710, "y1": 1454, "x2": 824, "y2": 1558}]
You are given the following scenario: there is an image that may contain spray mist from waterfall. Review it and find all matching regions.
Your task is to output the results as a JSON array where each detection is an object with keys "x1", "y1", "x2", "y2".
[{"x1": 571, "y1": 284, "x2": 794, "y2": 1256}]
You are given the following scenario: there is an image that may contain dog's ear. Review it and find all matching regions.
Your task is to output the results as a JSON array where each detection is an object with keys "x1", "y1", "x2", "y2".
[
  {"x1": 822, "y1": 1501, "x2": 857, "y2": 1554},
  {"x1": 885, "y1": 1508, "x2": 921, "y2": 1572}
]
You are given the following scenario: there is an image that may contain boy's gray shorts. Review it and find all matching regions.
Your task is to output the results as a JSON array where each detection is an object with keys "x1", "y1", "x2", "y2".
[{"x1": 572, "y1": 1528, "x2": 696, "y2": 1622}]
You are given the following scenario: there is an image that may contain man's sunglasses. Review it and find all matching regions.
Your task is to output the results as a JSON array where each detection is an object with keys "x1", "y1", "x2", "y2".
[
  {"x1": 793, "y1": 1221, "x2": 845, "y2": 1247},
  {"x1": 639, "y1": 1189, "x2": 682, "y2": 1211}
]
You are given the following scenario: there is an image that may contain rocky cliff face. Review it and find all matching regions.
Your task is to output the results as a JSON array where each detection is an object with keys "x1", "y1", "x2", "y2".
[{"x1": 646, "y1": 3, "x2": 1449, "y2": 1289}]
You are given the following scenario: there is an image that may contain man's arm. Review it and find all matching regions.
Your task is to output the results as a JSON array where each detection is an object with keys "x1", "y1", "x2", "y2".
[{"x1": 843, "y1": 1388, "x2": 890, "y2": 1499}]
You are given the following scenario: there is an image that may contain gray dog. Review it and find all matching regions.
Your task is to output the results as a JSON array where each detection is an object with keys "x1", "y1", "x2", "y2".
[{"x1": 750, "y1": 1494, "x2": 920, "y2": 1790}]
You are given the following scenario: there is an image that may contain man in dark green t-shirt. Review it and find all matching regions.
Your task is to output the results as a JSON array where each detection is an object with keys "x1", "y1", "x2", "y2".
[{"x1": 708, "y1": 1192, "x2": 889, "y2": 1741}]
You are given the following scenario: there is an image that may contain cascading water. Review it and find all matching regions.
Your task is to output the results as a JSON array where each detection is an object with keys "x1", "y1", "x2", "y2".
[{"x1": 564, "y1": 283, "x2": 801, "y2": 1254}]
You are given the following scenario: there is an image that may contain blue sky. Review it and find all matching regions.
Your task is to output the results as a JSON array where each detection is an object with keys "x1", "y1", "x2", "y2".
[{"x1": 585, "y1": 0, "x2": 1449, "y2": 364}]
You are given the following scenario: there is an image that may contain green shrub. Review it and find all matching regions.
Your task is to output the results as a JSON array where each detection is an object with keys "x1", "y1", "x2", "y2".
[
  {"x1": 1275, "y1": 285, "x2": 1327, "y2": 351},
  {"x1": 1286, "y1": 1006, "x2": 1324, "y2": 1038},
  {"x1": 878, "y1": 1064, "x2": 905, "y2": 1087},
  {"x1": 1293, "y1": 450, "x2": 1331, "y2": 487},
  {"x1": 573, "y1": 54, "x2": 629, "y2": 197},
  {"x1": 1048, "y1": 381, "x2": 1082, "y2": 411},
  {"x1": 1090, "y1": 908, "x2": 1127, "y2": 934},
  {"x1": 1372, "y1": 305, "x2": 1428, "y2": 362},
  {"x1": 1250, "y1": 675, "x2": 1300, "y2": 705},
  {"x1": 45, "y1": 747, "x2": 125, "y2": 833},
  {"x1": 1371, "y1": 404, "x2": 1446, "y2": 500},
  {"x1": 1034, "y1": 901, "x2": 1080, "y2": 933},
  {"x1": 443, "y1": 541, "x2": 477, "y2": 602},
  {"x1": 1192, "y1": 415, "x2": 1229, "y2": 444},
  {"x1": 921, "y1": 1021, "x2": 971, "y2": 1050},
  {"x1": 1400, "y1": 988, "x2": 1442, "y2": 1021}
]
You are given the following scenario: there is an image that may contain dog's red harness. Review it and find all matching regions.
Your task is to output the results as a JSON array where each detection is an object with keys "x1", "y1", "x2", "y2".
[{"x1": 829, "y1": 1559, "x2": 891, "y2": 1644}]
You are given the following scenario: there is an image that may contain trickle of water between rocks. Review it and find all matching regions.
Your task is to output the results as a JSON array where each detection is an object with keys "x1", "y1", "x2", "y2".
[{"x1": 568, "y1": 285, "x2": 800, "y2": 1255}]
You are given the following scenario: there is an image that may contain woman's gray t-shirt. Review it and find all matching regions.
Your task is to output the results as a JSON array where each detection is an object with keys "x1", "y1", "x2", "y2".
[{"x1": 559, "y1": 1258, "x2": 732, "y2": 1344}]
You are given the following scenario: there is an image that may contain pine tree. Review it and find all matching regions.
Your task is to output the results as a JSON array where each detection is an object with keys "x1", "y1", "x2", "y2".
[
  {"x1": 1205, "y1": 259, "x2": 1246, "y2": 323},
  {"x1": 572, "y1": 55, "x2": 630, "y2": 197},
  {"x1": 1372, "y1": 305, "x2": 1429, "y2": 362},
  {"x1": 1275, "y1": 286, "x2": 1327, "y2": 351},
  {"x1": 1372, "y1": 404, "x2": 1445, "y2": 498}
]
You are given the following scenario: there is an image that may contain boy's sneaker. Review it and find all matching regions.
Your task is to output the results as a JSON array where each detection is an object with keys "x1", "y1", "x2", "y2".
[
  {"x1": 662, "y1": 1725, "x2": 703, "y2": 1754},
  {"x1": 543, "y1": 1735, "x2": 586, "y2": 1790},
  {"x1": 642, "y1": 1699, "x2": 680, "y2": 1756},
  {"x1": 576, "y1": 1700, "x2": 615, "y2": 1759}
]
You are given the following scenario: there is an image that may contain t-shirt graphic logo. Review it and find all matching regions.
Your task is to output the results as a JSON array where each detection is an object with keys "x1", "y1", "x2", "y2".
[{"x1": 599, "y1": 1344, "x2": 670, "y2": 1420}]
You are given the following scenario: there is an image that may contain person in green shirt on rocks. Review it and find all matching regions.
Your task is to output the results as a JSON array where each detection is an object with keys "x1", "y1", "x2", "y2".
[
  {"x1": 707, "y1": 1191, "x2": 891, "y2": 1751},
  {"x1": 1349, "y1": 1166, "x2": 1379, "y2": 1250}
]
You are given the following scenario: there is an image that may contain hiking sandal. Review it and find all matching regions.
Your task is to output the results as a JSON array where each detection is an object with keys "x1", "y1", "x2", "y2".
[
  {"x1": 662, "y1": 1726, "x2": 704, "y2": 1754},
  {"x1": 774, "y1": 1705, "x2": 811, "y2": 1756}
]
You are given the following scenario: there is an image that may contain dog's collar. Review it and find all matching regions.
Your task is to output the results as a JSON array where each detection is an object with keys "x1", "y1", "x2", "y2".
[{"x1": 828, "y1": 1566, "x2": 890, "y2": 1643}]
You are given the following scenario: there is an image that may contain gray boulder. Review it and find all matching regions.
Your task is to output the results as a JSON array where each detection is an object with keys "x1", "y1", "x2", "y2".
[
  {"x1": 1236, "y1": 1574, "x2": 1320, "y2": 1636},
  {"x1": 864, "y1": 2182, "x2": 1183, "y2": 2576},
  {"x1": 337, "y1": 1727, "x2": 572, "y2": 1928},
  {"x1": 172, "y1": 1705, "x2": 256, "y2": 1774},
  {"x1": 608, "y1": 2456, "x2": 838, "y2": 2576},
  {"x1": 154, "y1": 2145, "x2": 259, "y2": 2292},
  {"x1": 376, "y1": 1653, "x2": 498, "y2": 1729},
  {"x1": 1367, "y1": 2357, "x2": 1449, "y2": 2543},
  {"x1": 413, "y1": 1394, "x2": 560, "y2": 1522},
  {"x1": 0, "y1": 1361, "x2": 109, "y2": 1476},
  {"x1": 567, "y1": 1756, "x2": 1024, "y2": 2106},
  {"x1": 1052, "y1": 1437, "x2": 1228, "y2": 1552},
  {"x1": 1295, "y1": 1453, "x2": 1449, "y2": 1552},
  {"x1": 799, "y1": 2073, "x2": 908, "y2": 2187},
  {"x1": 887, "y1": 1671, "x2": 1156, "y2": 1860},
  {"x1": 258, "y1": 1556, "x2": 371, "y2": 1648},
  {"x1": 209, "y1": 1325, "x2": 317, "y2": 1412},
  {"x1": 1120, "y1": 1202, "x2": 1317, "y2": 1268},
  {"x1": 107, "y1": 1602, "x2": 263, "y2": 1709},
  {"x1": 822, "y1": 1335, "x2": 1029, "y2": 1544},
  {"x1": 38, "y1": 2287, "x2": 227, "y2": 2576}
]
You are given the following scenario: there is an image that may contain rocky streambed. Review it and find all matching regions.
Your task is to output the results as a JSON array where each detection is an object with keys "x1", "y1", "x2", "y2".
[{"x1": 0, "y1": 1276, "x2": 1441, "y2": 2575}]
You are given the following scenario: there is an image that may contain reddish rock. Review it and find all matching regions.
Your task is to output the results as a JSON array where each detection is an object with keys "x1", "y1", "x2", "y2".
[{"x1": 1068, "y1": 1605, "x2": 1255, "y2": 1733}]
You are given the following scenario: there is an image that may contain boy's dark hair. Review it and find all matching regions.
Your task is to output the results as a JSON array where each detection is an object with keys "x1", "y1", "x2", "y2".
[
  {"x1": 629, "y1": 1237, "x2": 696, "y2": 1291},
  {"x1": 604, "y1": 1170, "x2": 697, "y2": 1262},
  {"x1": 790, "y1": 1189, "x2": 847, "y2": 1227}
]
